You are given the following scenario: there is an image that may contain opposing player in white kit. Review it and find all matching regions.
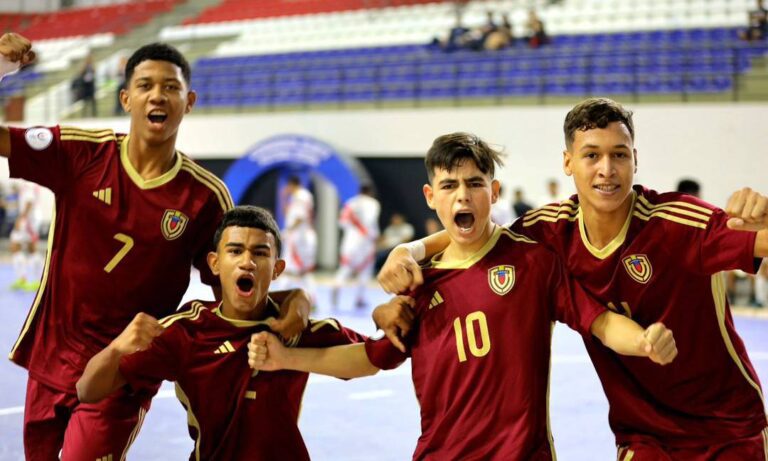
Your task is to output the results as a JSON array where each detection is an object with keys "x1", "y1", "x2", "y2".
[
  {"x1": 10, "y1": 180, "x2": 44, "y2": 291},
  {"x1": 281, "y1": 176, "x2": 318, "y2": 296},
  {"x1": 332, "y1": 184, "x2": 381, "y2": 310}
]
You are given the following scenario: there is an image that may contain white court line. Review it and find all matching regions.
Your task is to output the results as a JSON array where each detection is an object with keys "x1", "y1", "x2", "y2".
[{"x1": 2, "y1": 351, "x2": 768, "y2": 417}]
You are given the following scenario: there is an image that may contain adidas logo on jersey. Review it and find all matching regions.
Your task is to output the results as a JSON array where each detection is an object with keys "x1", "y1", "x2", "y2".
[
  {"x1": 92, "y1": 188, "x2": 112, "y2": 205},
  {"x1": 429, "y1": 291, "x2": 444, "y2": 309},
  {"x1": 214, "y1": 340, "x2": 236, "y2": 354},
  {"x1": 96, "y1": 455, "x2": 114, "y2": 461}
]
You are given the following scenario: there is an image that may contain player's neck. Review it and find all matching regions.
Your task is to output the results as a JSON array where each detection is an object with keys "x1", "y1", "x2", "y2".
[
  {"x1": 442, "y1": 220, "x2": 496, "y2": 262},
  {"x1": 220, "y1": 298, "x2": 269, "y2": 322},
  {"x1": 580, "y1": 195, "x2": 633, "y2": 249},
  {"x1": 126, "y1": 134, "x2": 178, "y2": 180}
]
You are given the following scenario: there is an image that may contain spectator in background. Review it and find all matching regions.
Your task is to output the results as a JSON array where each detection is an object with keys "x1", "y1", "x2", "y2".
[
  {"x1": 76, "y1": 54, "x2": 97, "y2": 117},
  {"x1": 114, "y1": 55, "x2": 127, "y2": 116},
  {"x1": 538, "y1": 178, "x2": 566, "y2": 207},
  {"x1": 526, "y1": 9, "x2": 550, "y2": 48},
  {"x1": 431, "y1": 9, "x2": 471, "y2": 52},
  {"x1": 491, "y1": 184, "x2": 514, "y2": 225},
  {"x1": 513, "y1": 187, "x2": 534, "y2": 218},
  {"x1": 740, "y1": 0, "x2": 768, "y2": 41},
  {"x1": 485, "y1": 12, "x2": 514, "y2": 50},
  {"x1": 424, "y1": 217, "x2": 442, "y2": 236},
  {"x1": 676, "y1": 178, "x2": 701, "y2": 197},
  {"x1": 375, "y1": 213, "x2": 414, "y2": 270}
]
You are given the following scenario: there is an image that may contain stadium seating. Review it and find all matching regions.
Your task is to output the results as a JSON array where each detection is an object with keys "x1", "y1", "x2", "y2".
[{"x1": 191, "y1": 27, "x2": 768, "y2": 108}]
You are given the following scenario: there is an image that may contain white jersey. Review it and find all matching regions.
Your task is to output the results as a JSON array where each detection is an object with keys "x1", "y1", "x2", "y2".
[
  {"x1": 340, "y1": 194, "x2": 380, "y2": 242},
  {"x1": 491, "y1": 198, "x2": 513, "y2": 226},
  {"x1": 285, "y1": 188, "x2": 314, "y2": 233}
]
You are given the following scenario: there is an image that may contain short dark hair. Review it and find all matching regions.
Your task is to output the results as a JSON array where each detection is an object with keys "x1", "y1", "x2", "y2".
[
  {"x1": 564, "y1": 98, "x2": 634, "y2": 148},
  {"x1": 125, "y1": 42, "x2": 191, "y2": 86},
  {"x1": 425, "y1": 132, "x2": 504, "y2": 182},
  {"x1": 213, "y1": 206, "x2": 282, "y2": 256},
  {"x1": 287, "y1": 176, "x2": 301, "y2": 186},
  {"x1": 676, "y1": 178, "x2": 701, "y2": 196}
]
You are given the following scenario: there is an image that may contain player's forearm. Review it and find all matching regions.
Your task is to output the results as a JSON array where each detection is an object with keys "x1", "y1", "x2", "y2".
[
  {"x1": 284, "y1": 343, "x2": 379, "y2": 379},
  {"x1": 590, "y1": 311, "x2": 647, "y2": 357},
  {"x1": 755, "y1": 229, "x2": 768, "y2": 258},
  {"x1": 76, "y1": 346, "x2": 128, "y2": 403},
  {"x1": 0, "y1": 126, "x2": 10, "y2": 158}
]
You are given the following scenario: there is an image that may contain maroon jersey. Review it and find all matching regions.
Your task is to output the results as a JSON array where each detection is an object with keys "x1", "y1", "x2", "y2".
[
  {"x1": 365, "y1": 226, "x2": 606, "y2": 461},
  {"x1": 120, "y1": 300, "x2": 365, "y2": 461},
  {"x1": 7, "y1": 126, "x2": 233, "y2": 393},
  {"x1": 513, "y1": 185, "x2": 766, "y2": 447}
]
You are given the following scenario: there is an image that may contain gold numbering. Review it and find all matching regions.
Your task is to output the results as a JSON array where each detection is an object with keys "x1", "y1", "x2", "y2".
[{"x1": 104, "y1": 233, "x2": 134, "y2": 273}]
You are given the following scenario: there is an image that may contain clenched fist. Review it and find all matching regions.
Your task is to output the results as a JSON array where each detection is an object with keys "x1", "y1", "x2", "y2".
[
  {"x1": 636, "y1": 322, "x2": 677, "y2": 365},
  {"x1": 110, "y1": 312, "x2": 164, "y2": 356}
]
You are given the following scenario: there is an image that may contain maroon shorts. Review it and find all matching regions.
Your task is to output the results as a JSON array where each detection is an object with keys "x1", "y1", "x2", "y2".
[
  {"x1": 24, "y1": 375, "x2": 151, "y2": 461},
  {"x1": 617, "y1": 428, "x2": 768, "y2": 461}
]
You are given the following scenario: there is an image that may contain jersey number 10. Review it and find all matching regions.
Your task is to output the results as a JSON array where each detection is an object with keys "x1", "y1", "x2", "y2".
[{"x1": 454, "y1": 311, "x2": 491, "y2": 363}]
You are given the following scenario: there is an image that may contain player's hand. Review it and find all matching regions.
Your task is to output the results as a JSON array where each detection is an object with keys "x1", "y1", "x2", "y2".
[
  {"x1": 377, "y1": 246, "x2": 424, "y2": 294},
  {"x1": 725, "y1": 187, "x2": 768, "y2": 232},
  {"x1": 636, "y1": 323, "x2": 677, "y2": 365},
  {"x1": 110, "y1": 313, "x2": 163, "y2": 356},
  {"x1": 248, "y1": 331, "x2": 288, "y2": 371},
  {"x1": 0, "y1": 33, "x2": 35, "y2": 65},
  {"x1": 372, "y1": 295, "x2": 415, "y2": 353},
  {"x1": 267, "y1": 289, "x2": 310, "y2": 339}
]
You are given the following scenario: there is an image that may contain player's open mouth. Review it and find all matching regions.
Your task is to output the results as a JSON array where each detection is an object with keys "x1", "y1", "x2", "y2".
[
  {"x1": 454, "y1": 212, "x2": 475, "y2": 234},
  {"x1": 147, "y1": 111, "x2": 168, "y2": 126},
  {"x1": 236, "y1": 275, "x2": 255, "y2": 297}
]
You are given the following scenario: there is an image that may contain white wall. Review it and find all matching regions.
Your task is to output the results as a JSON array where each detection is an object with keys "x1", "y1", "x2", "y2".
[
  {"x1": 0, "y1": 0, "x2": 59, "y2": 12},
  {"x1": 58, "y1": 102, "x2": 768, "y2": 209}
]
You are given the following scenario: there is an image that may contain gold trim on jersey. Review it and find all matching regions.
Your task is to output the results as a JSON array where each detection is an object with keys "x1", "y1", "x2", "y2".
[
  {"x1": 522, "y1": 201, "x2": 579, "y2": 227},
  {"x1": 430, "y1": 226, "x2": 535, "y2": 270},
  {"x1": 309, "y1": 318, "x2": 341, "y2": 333},
  {"x1": 119, "y1": 136, "x2": 183, "y2": 190},
  {"x1": 578, "y1": 192, "x2": 635, "y2": 260},
  {"x1": 180, "y1": 157, "x2": 234, "y2": 211},
  {"x1": 176, "y1": 384, "x2": 203, "y2": 461},
  {"x1": 119, "y1": 406, "x2": 146, "y2": 461},
  {"x1": 616, "y1": 447, "x2": 635, "y2": 461},
  {"x1": 9, "y1": 206, "x2": 56, "y2": 360},
  {"x1": 762, "y1": 427, "x2": 767, "y2": 461},
  {"x1": 159, "y1": 302, "x2": 206, "y2": 328},
  {"x1": 212, "y1": 298, "x2": 279, "y2": 328},
  {"x1": 712, "y1": 273, "x2": 765, "y2": 402},
  {"x1": 632, "y1": 193, "x2": 710, "y2": 230},
  {"x1": 546, "y1": 322, "x2": 557, "y2": 461},
  {"x1": 60, "y1": 127, "x2": 116, "y2": 143},
  {"x1": 244, "y1": 390, "x2": 257, "y2": 400}
]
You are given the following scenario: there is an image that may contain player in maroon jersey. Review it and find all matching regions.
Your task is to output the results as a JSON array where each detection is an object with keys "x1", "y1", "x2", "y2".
[
  {"x1": 77, "y1": 206, "x2": 365, "y2": 461},
  {"x1": 0, "y1": 34, "x2": 309, "y2": 460},
  {"x1": 378, "y1": 100, "x2": 768, "y2": 460},
  {"x1": 248, "y1": 133, "x2": 678, "y2": 461}
]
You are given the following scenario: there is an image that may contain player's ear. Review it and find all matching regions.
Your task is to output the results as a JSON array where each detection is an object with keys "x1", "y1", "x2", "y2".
[
  {"x1": 272, "y1": 259, "x2": 285, "y2": 280},
  {"x1": 491, "y1": 179, "x2": 500, "y2": 204},
  {"x1": 633, "y1": 148, "x2": 638, "y2": 174},
  {"x1": 185, "y1": 90, "x2": 196, "y2": 114},
  {"x1": 423, "y1": 184, "x2": 435, "y2": 210},
  {"x1": 119, "y1": 87, "x2": 130, "y2": 113},
  {"x1": 207, "y1": 251, "x2": 220, "y2": 276},
  {"x1": 562, "y1": 149, "x2": 573, "y2": 176}
]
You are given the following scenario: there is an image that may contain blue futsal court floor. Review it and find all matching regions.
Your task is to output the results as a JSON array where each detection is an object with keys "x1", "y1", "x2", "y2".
[{"x1": 0, "y1": 264, "x2": 766, "y2": 460}]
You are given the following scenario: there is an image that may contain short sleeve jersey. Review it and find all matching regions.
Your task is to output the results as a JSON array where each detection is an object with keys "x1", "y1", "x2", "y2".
[
  {"x1": 365, "y1": 226, "x2": 605, "y2": 461},
  {"x1": 119, "y1": 300, "x2": 365, "y2": 461},
  {"x1": 7, "y1": 126, "x2": 233, "y2": 393},
  {"x1": 512, "y1": 185, "x2": 766, "y2": 447}
]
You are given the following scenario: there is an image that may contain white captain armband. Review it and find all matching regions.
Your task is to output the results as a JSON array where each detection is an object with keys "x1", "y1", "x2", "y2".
[
  {"x1": 395, "y1": 240, "x2": 426, "y2": 263},
  {"x1": 0, "y1": 55, "x2": 21, "y2": 83}
]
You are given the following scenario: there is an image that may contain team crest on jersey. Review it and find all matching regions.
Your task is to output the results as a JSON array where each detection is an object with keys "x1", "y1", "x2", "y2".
[
  {"x1": 161, "y1": 209, "x2": 189, "y2": 241},
  {"x1": 623, "y1": 254, "x2": 652, "y2": 284},
  {"x1": 488, "y1": 265, "x2": 515, "y2": 296}
]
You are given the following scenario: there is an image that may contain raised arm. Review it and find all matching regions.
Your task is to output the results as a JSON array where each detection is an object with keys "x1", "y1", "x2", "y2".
[
  {"x1": 266, "y1": 289, "x2": 311, "y2": 338},
  {"x1": 377, "y1": 230, "x2": 450, "y2": 294},
  {"x1": 76, "y1": 313, "x2": 164, "y2": 403},
  {"x1": 590, "y1": 311, "x2": 677, "y2": 365},
  {"x1": 0, "y1": 33, "x2": 35, "y2": 157},
  {"x1": 724, "y1": 187, "x2": 768, "y2": 257},
  {"x1": 248, "y1": 331, "x2": 379, "y2": 379}
]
